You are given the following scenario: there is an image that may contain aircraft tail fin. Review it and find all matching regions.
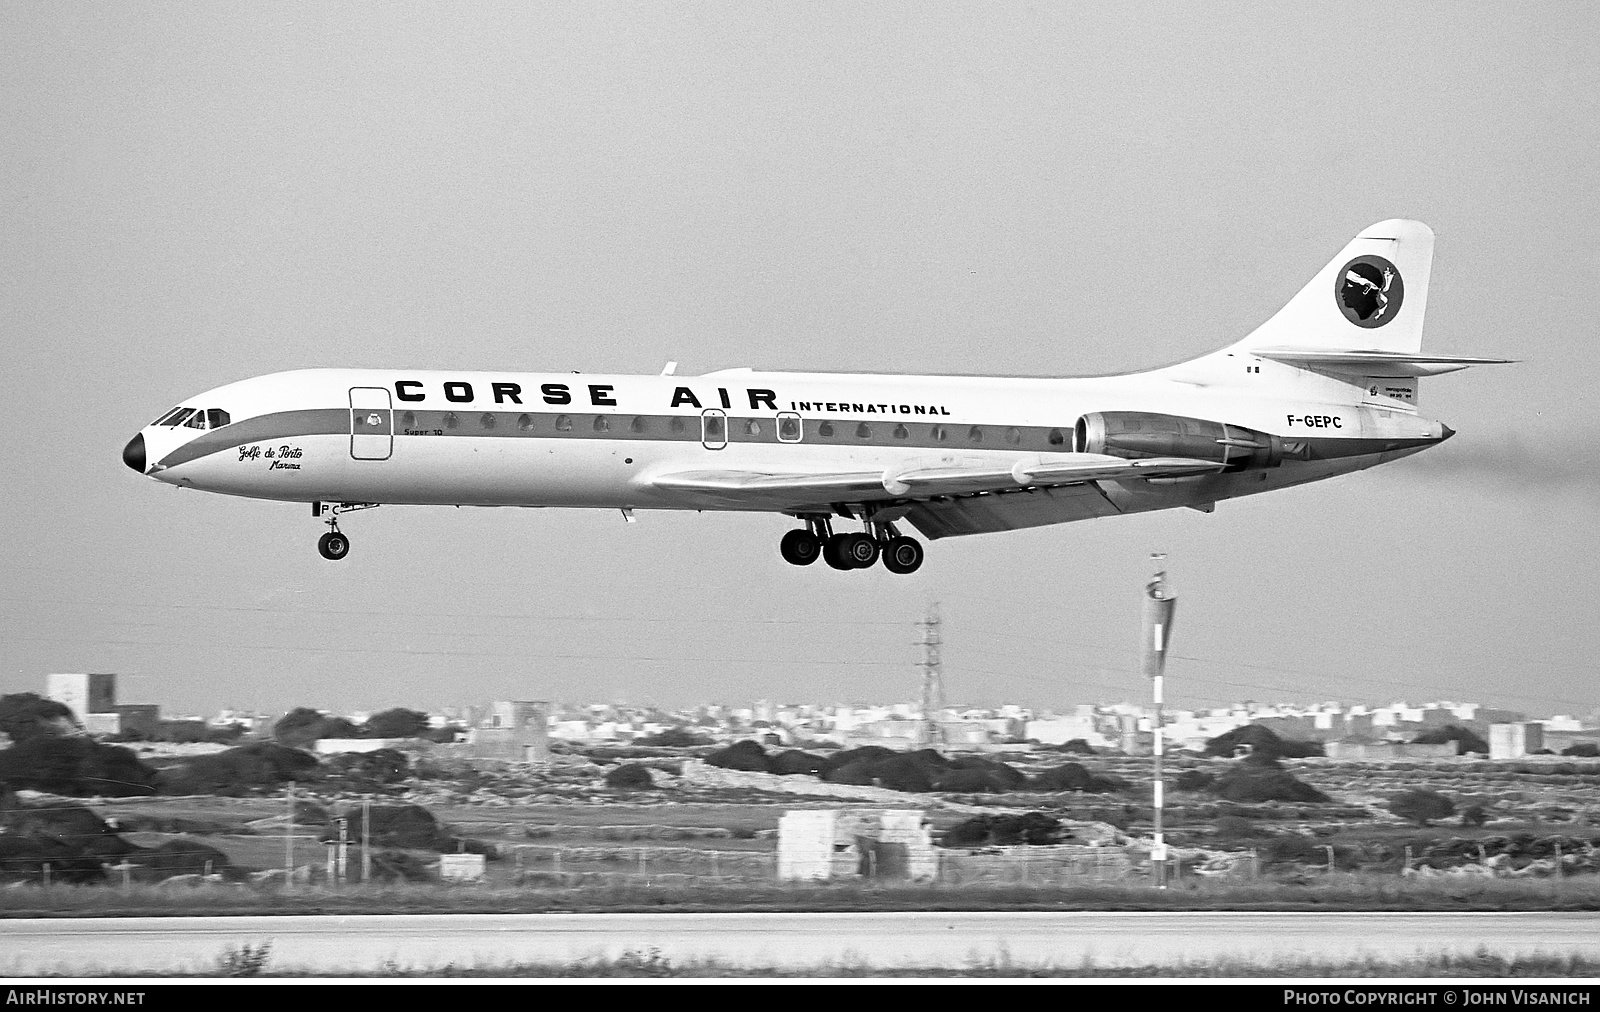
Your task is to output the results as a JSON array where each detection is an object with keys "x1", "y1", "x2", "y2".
[{"x1": 1231, "y1": 219, "x2": 1434, "y2": 356}]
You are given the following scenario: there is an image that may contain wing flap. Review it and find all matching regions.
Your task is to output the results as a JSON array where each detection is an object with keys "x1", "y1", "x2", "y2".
[
  {"x1": 1251, "y1": 347, "x2": 1514, "y2": 376},
  {"x1": 648, "y1": 454, "x2": 1227, "y2": 511}
]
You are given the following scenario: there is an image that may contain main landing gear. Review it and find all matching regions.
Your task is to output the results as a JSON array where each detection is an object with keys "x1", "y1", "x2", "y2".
[
  {"x1": 779, "y1": 516, "x2": 924, "y2": 575},
  {"x1": 311, "y1": 502, "x2": 379, "y2": 561}
]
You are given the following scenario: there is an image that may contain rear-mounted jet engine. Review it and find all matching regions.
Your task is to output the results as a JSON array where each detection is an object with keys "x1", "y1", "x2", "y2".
[{"x1": 1074, "y1": 412, "x2": 1283, "y2": 472}]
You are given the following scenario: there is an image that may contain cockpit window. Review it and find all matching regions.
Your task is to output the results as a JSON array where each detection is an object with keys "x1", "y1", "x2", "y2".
[
  {"x1": 152, "y1": 407, "x2": 186, "y2": 426},
  {"x1": 206, "y1": 408, "x2": 231, "y2": 428},
  {"x1": 183, "y1": 410, "x2": 207, "y2": 429},
  {"x1": 163, "y1": 408, "x2": 198, "y2": 428}
]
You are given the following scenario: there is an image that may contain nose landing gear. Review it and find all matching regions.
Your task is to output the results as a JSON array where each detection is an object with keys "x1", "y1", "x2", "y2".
[
  {"x1": 779, "y1": 516, "x2": 923, "y2": 574},
  {"x1": 318, "y1": 529, "x2": 350, "y2": 561},
  {"x1": 311, "y1": 502, "x2": 379, "y2": 561}
]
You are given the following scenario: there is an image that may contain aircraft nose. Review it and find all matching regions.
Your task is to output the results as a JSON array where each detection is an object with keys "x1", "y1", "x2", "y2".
[
  {"x1": 1439, "y1": 423, "x2": 1456, "y2": 441},
  {"x1": 122, "y1": 432, "x2": 146, "y2": 473}
]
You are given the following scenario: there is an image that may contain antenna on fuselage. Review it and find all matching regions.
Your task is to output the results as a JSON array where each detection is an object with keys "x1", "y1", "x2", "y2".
[{"x1": 661, "y1": 361, "x2": 678, "y2": 376}]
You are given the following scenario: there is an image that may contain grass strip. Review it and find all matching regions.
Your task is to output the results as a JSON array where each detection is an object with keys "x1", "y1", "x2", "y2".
[{"x1": 4, "y1": 874, "x2": 1600, "y2": 918}]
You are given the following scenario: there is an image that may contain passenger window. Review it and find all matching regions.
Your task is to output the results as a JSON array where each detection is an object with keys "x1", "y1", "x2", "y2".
[
  {"x1": 555, "y1": 414, "x2": 572, "y2": 431},
  {"x1": 516, "y1": 414, "x2": 532, "y2": 431},
  {"x1": 402, "y1": 411, "x2": 417, "y2": 429},
  {"x1": 630, "y1": 416, "x2": 646, "y2": 433},
  {"x1": 669, "y1": 417, "x2": 686, "y2": 433},
  {"x1": 480, "y1": 413, "x2": 496, "y2": 430},
  {"x1": 818, "y1": 421, "x2": 834, "y2": 437},
  {"x1": 1048, "y1": 428, "x2": 1066, "y2": 446},
  {"x1": 777, "y1": 412, "x2": 802, "y2": 442},
  {"x1": 444, "y1": 412, "x2": 459, "y2": 430},
  {"x1": 593, "y1": 416, "x2": 610, "y2": 433},
  {"x1": 932, "y1": 425, "x2": 948, "y2": 443},
  {"x1": 206, "y1": 409, "x2": 230, "y2": 428},
  {"x1": 892, "y1": 423, "x2": 908, "y2": 440},
  {"x1": 745, "y1": 420, "x2": 761, "y2": 436},
  {"x1": 855, "y1": 422, "x2": 871, "y2": 439},
  {"x1": 968, "y1": 426, "x2": 983, "y2": 443},
  {"x1": 1005, "y1": 427, "x2": 1021, "y2": 445}
]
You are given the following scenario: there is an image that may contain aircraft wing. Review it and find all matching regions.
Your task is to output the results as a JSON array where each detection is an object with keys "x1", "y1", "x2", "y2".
[{"x1": 647, "y1": 455, "x2": 1225, "y2": 512}]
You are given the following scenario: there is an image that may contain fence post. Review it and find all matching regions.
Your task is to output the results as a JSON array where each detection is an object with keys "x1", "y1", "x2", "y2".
[
  {"x1": 1325, "y1": 845, "x2": 1335, "y2": 874},
  {"x1": 1250, "y1": 848, "x2": 1259, "y2": 879},
  {"x1": 1555, "y1": 842, "x2": 1563, "y2": 881},
  {"x1": 710, "y1": 851, "x2": 719, "y2": 879},
  {"x1": 1404, "y1": 845, "x2": 1413, "y2": 876},
  {"x1": 42, "y1": 863, "x2": 50, "y2": 888},
  {"x1": 553, "y1": 849, "x2": 561, "y2": 876}
]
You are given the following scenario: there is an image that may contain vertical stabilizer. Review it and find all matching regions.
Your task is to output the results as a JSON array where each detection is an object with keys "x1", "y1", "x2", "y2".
[{"x1": 1231, "y1": 219, "x2": 1433, "y2": 355}]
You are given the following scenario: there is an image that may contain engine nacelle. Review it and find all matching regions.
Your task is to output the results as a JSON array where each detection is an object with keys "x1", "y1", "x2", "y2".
[{"x1": 1074, "y1": 412, "x2": 1281, "y2": 471}]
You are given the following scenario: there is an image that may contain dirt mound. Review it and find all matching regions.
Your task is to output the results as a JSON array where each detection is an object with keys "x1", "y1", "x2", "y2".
[
  {"x1": 323, "y1": 803, "x2": 493, "y2": 856},
  {"x1": 947, "y1": 756, "x2": 1028, "y2": 789},
  {"x1": 768, "y1": 750, "x2": 827, "y2": 775},
  {"x1": 367, "y1": 849, "x2": 434, "y2": 882},
  {"x1": 1030, "y1": 762, "x2": 1122, "y2": 793},
  {"x1": 816, "y1": 746, "x2": 899, "y2": 776},
  {"x1": 0, "y1": 736, "x2": 158, "y2": 796},
  {"x1": 603, "y1": 763, "x2": 655, "y2": 789},
  {"x1": 705, "y1": 740, "x2": 773, "y2": 773},
  {"x1": 157, "y1": 741, "x2": 321, "y2": 795},
  {"x1": 1212, "y1": 757, "x2": 1330, "y2": 803},
  {"x1": 0, "y1": 835, "x2": 108, "y2": 883},
  {"x1": 940, "y1": 812, "x2": 1067, "y2": 847},
  {"x1": 1410, "y1": 725, "x2": 1489, "y2": 755},
  {"x1": 1203, "y1": 724, "x2": 1325, "y2": 760},
  {"x1": 1389, "y1": 788, "x2": 1456, "y2": 826},
  {"x1": 0, "y1": 800, "x2": 133, "y2": 860},
  {"x1": 930, "y1": 767, "x2": 1013, "y2": 792},
  {"x1": 323, "y1": 748, "x2": 410, "y2": 788},
  {"x1": 1055, "y1": 739, "x2": 1098, "y2": 755},
  {"x1": 125, "y1": 839, "x2": 232, "y2": 881}
]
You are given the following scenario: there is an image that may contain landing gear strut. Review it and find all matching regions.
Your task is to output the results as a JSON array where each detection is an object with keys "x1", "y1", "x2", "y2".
[
  {"x1": 312, "y1": 502, "x2": 378, "y2": 561},
  {"x1": 779, "y1": 515, "x2": 923, "y2": 575}
]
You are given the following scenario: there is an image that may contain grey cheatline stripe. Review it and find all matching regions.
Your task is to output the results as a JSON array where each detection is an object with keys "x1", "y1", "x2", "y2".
[
  {"x1": 157, "y1": 406, "x2": 1439, "y2": 469},
  {"x1": 156, "y1": 408, "x2": 349, "y2": 469}
]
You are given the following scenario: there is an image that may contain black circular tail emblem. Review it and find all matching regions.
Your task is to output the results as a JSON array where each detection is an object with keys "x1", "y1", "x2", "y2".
[{"x1": 1336, "y1": 254, "x2": 1403, "y2": 328}]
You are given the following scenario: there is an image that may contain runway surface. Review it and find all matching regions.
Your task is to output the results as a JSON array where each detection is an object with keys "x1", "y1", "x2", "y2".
[{"x1": 3, "y1": 910, "x2": 1599, "y2": 975}]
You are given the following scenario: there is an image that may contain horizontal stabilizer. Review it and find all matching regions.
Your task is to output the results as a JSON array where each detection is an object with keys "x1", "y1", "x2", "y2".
[{"x1": 1251, "y1": 347, "x2": 1515, "y2": 377}]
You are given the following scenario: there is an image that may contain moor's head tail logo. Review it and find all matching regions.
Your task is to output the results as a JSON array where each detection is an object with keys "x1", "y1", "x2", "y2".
[{"x1": 1336, "y1": 255, "x2": 1403, "y2": 328}]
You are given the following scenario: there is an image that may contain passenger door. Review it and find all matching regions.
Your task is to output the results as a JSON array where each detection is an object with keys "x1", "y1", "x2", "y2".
[
  {"x1": 701, "y1": 408, "x2": 727, "y2": 450},
  {"x1": 349, "y1": 387, "x2": 393, "y2": 460}
]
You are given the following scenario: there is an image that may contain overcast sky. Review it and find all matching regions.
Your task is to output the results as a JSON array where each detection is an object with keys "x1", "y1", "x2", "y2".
[{"x1": 2, "y1": 3, "x2": 1596, "y2": 719}]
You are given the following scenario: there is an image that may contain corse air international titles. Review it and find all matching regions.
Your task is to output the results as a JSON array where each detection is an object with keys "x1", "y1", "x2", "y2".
[{"x1": 124, "y1": 220, "x2": 1507, "y2": 574}]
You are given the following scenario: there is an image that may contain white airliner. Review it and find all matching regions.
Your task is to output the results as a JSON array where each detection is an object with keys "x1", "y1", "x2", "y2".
[{"x1": 124, "y1": 220, "x2": 1507, "y2": 574}]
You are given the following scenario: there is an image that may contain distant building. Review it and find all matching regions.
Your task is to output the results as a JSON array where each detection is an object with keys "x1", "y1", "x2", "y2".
[
  {"x1": 46, "y1": 673, "x2": 116, "y2": 724},
  {"x1": 466, "y1": 700, "x2": 550, "y2": 761},
  {"x1": 113, "y1": 705, "x2": 161, "y2": 738},
  {"x1": 1490, "y1": 722, "x2": 1544, "y2": 759}
]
